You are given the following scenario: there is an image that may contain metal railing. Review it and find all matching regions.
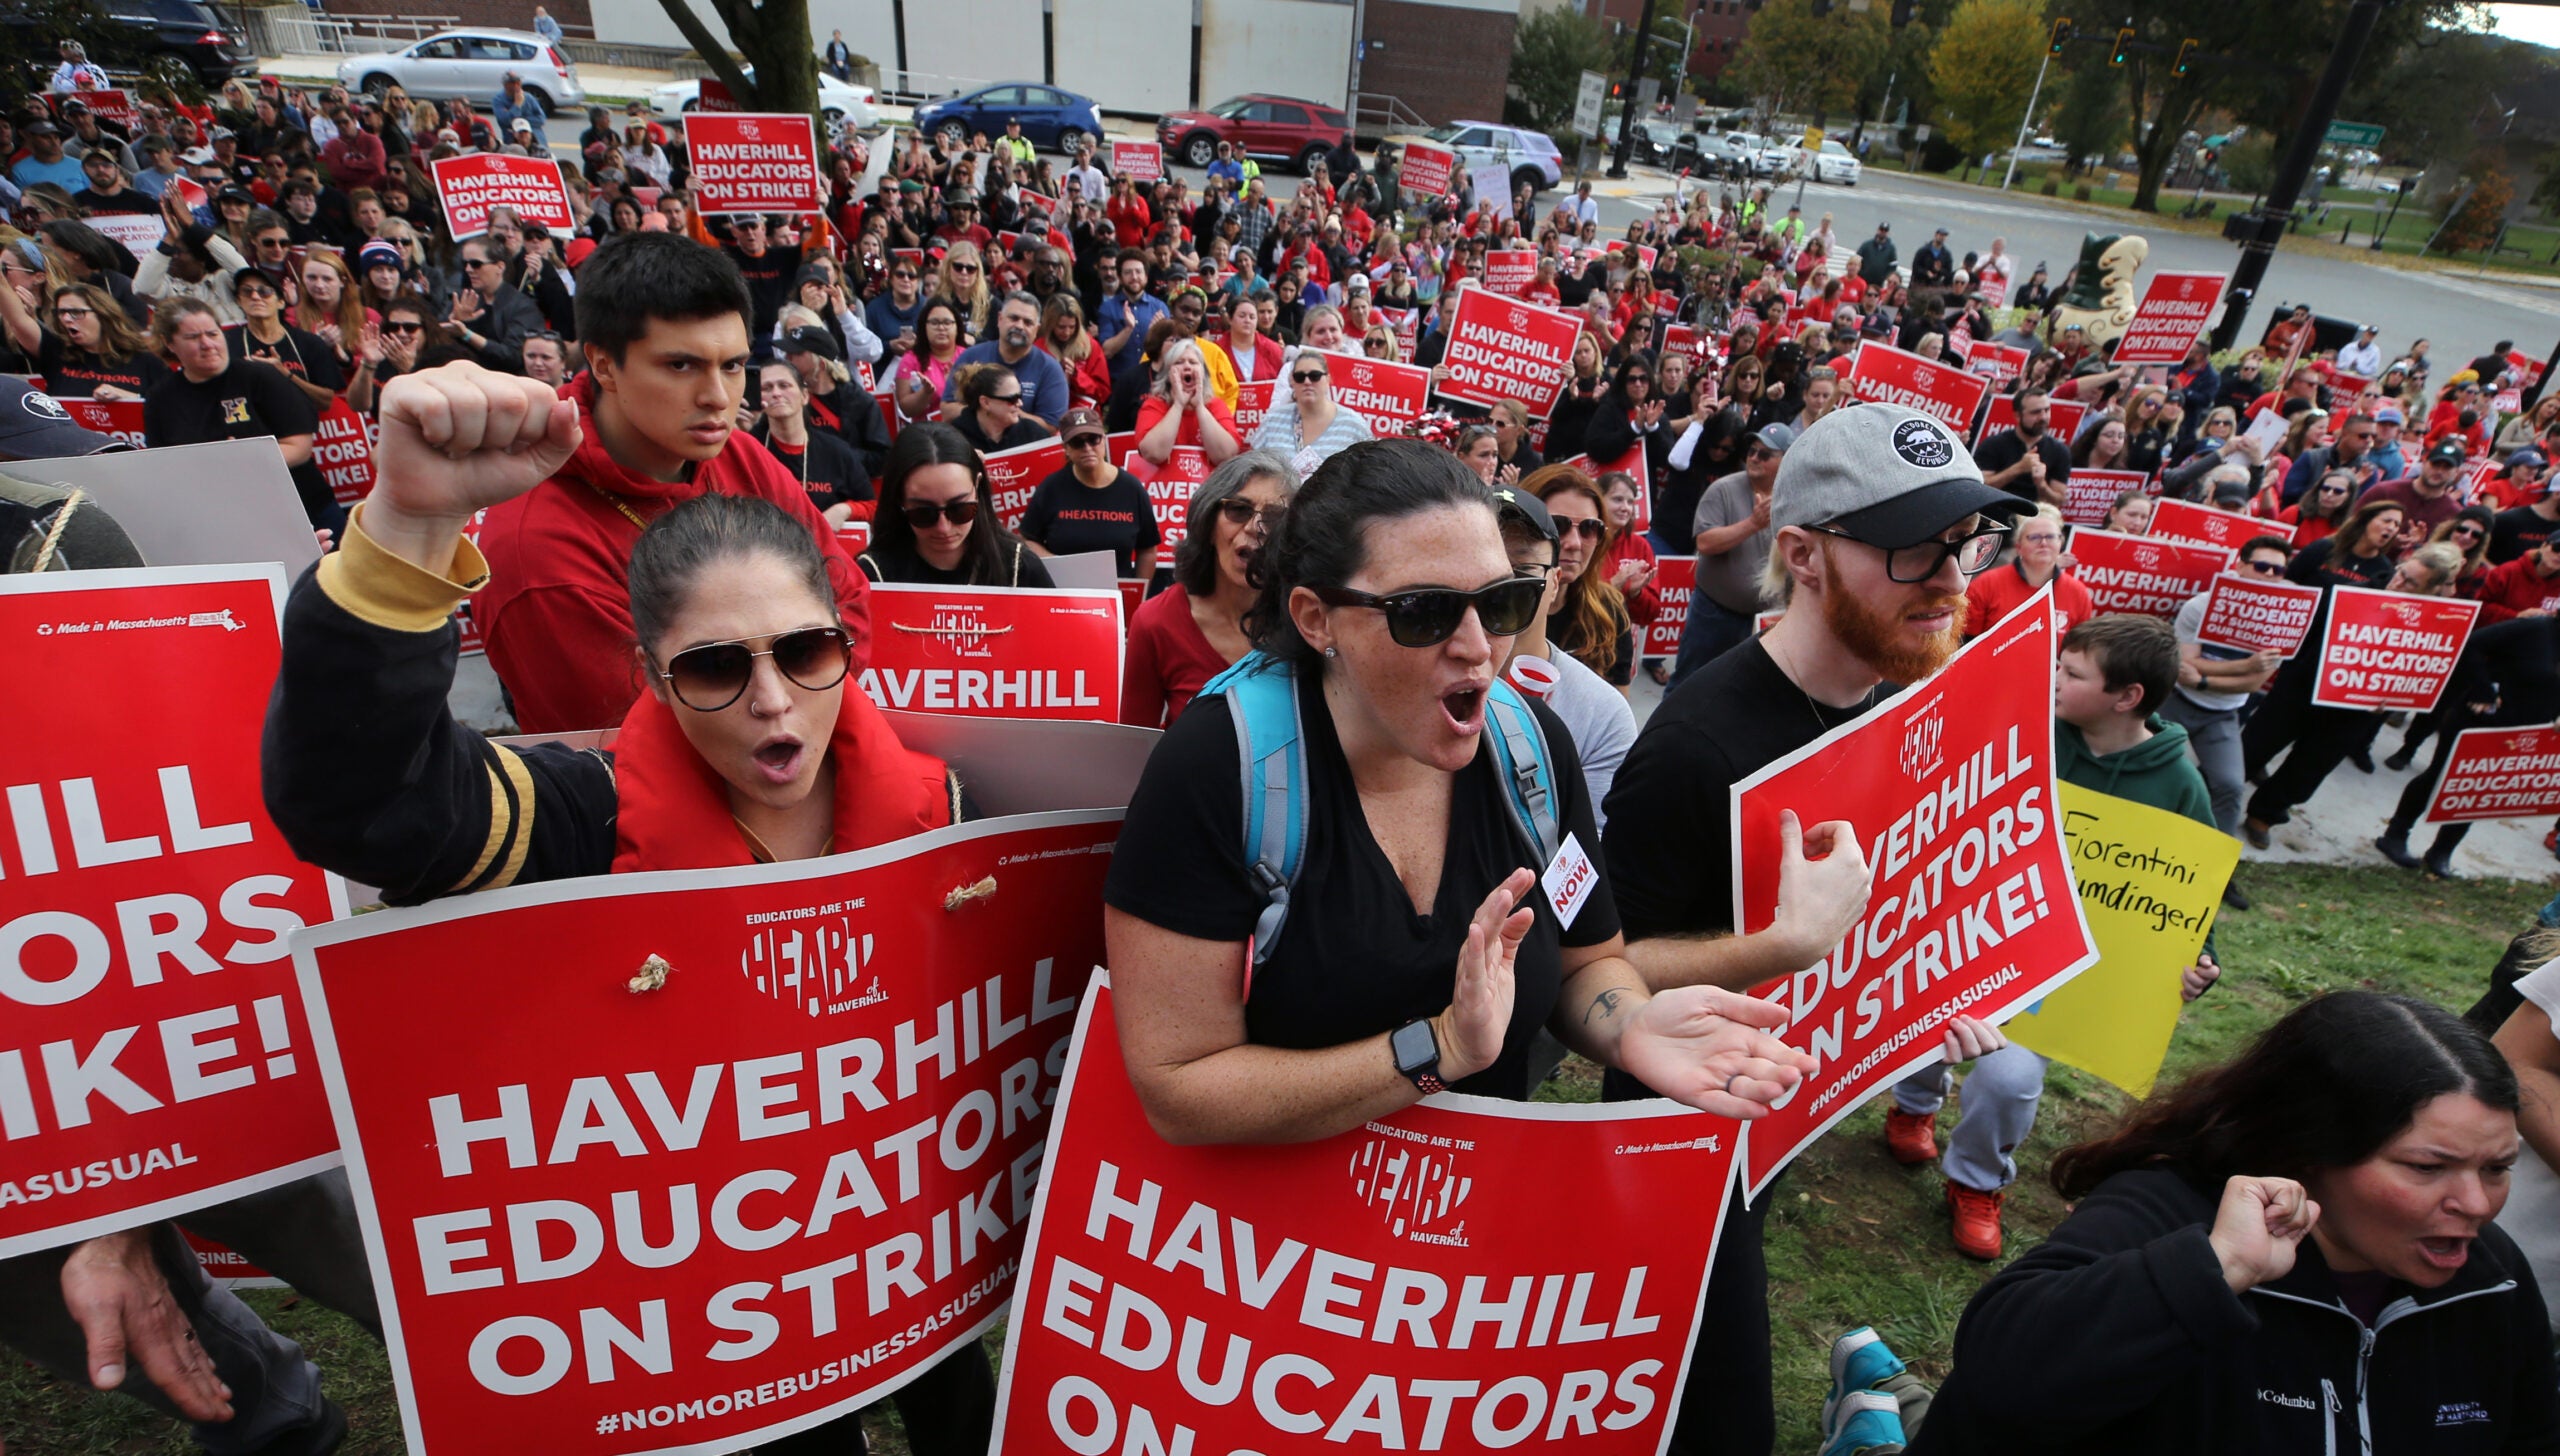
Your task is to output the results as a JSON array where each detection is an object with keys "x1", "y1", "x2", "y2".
[
  {"x1": 234, "y1": 7, "x2": 458, "y2": 57},
  {"x1": 1352, "y1": 92, "x2": 1426, "y2": 138}
]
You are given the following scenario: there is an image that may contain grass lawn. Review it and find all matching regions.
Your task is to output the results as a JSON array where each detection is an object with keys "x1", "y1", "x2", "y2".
[{"x1": 2, "y1": 863, "x2": 2547, "y2": 1454}]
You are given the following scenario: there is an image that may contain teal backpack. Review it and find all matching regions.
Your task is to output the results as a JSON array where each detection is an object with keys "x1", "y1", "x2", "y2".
[{"x1": 1198, "y1": 650, "x2": 1563, "y2": 968}]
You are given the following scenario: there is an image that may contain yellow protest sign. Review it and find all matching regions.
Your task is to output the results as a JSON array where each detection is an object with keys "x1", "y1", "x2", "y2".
[{"x1": 2004, "y1": 783, "x2": 2237, "y2": 1096}]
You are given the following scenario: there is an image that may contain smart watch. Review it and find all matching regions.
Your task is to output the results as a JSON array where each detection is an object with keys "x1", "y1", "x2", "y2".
[{"x1": 1390, "y1": 1018, "x2": 1444, "y2": 1095}]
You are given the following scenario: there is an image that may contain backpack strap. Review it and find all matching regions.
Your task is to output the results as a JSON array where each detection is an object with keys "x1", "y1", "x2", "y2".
[
  {"x1": 1199, "y1": 651, "x2": 1308, "y2": 969},
  {"x1": 1481, "y1": 678, "x2": 1562, "y2": 868}
]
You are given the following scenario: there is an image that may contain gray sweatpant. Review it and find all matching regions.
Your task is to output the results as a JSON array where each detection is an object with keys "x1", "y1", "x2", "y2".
[
  {"x1": 2160, "y1": 692, "x2": 2246, "y2": 837},
  {"x1": 1893, "y1": 1044, "x2": 2051, "y2": 1193},
  {"x1": 0, "y1": 1171, "x2": 378, "y2": 1453}
]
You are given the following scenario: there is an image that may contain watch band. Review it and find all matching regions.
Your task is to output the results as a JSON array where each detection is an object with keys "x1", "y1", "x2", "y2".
[{"x1": 1411, "y1": 1070, "x2": 1445, "y2": 1095}]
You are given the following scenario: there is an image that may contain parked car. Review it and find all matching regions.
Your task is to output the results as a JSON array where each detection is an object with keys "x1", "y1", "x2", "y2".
[
  {"x1": 338, "y1": 28, "x2": 582, "y2": 111},
  {"x1": 1777, "y1": 137, "x2": 1861, "y2": 185},
  {"x1": 649, "y1": 70, "x2": 877, "y2": 130},
  {"x1": 1627, "y1": 118, "x2": 1685, "y2": 166},
  {"x1": 1157, "y1": 94, "x2": 1352, "y2": 174},
  {"x1": 1387, "y1": 120, "x2": 1564, "y2": 199},
  {"x1": 7, "y1": 0, "x2": 257, "y2": 86},
  {"x1": 912, "y1": 82, "x2": 1103, "y2": 155}
]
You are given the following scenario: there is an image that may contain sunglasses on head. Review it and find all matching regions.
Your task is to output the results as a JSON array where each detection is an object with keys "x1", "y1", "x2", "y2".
[
  {"x1": 903, "y1": 498, "x2": 980, "y2": 529},
  {"x1": 1313, "y1": 577, "x2": 1547, "y2": 648},
  {"x1": 656, "y1": 626, "x2": 851, "y2": 712}
]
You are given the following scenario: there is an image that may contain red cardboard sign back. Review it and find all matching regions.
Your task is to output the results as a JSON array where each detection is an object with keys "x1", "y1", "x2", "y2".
[
  {"x1": 2194, "y1": 573, "x2": 2324, "y2": 656},
  {"x1": 0, "y1": 566, "x2": 346, "y2": 1259},
  {"x1": 1845, "y1": 341, "x2": 1989, "y2": 433},
  {"x1": 1976, "y1": 397, "x2": 2085, "y2": 449},
  {"x1": 1730, "y1": 591, "x2": 2097, "y2": 1196},
  {"x1": 1438, "y1": 290, "x2": 1581, "y2": 420},
  {"x1": 2112, "y1": 271, "x2": 2227, "y2": 366},
  {"x1": 2426, "y1": 727, "x2": 2560, "y2": 823},
  {"x1": 858, "y1": 583, "x2": 1122, "y2": 722},
  {"x1": 2311, "y1": 587, "x2": 2481, "y2": 712},
  {"x1": 2148, "y1": 497, "x2": 2285, "y2": 554},
  {"x1": 295, "y1": 811, "x2": 1120, "y2": 1455},
  {"x1": 684, "y1": 113, "x2": 826, "y2": 214},
  {"x1": 994, "y1": 977, "x2": 1739, "y2": 1456},
  {"x1": 2067, "y1": 527, "x2": 2230, "y2": 618},
  {"x1": 427, "y1": 154, "x2": 577, "y2": 239}
]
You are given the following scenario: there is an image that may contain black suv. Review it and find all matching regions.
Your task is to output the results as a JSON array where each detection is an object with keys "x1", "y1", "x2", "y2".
[{"x1": 8, "y1": 0, "x2": 257, "y2": 88}]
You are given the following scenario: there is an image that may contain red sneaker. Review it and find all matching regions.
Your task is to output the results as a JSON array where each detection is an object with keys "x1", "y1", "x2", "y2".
[
  {"x1": 1946, "y1": 1180, "x2": 2006, "y2": 1261},
  {"x1": 1884, "y1": 1107, "x2": 1939, "y2": 1165}
]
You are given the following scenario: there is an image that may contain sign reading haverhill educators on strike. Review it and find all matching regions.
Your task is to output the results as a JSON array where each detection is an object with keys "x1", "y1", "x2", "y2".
[
  {"x1": 294, "y1": 810, "x2": 1121, "y2": 1456},
  {"x1": 429, "y1": 154, "x2": 577, "y2": 239},
  {"x1": 1844, "y1": 341, "x2": 1989, "y2": 433},
  {"x1": 2066, "y1": 528, "x2": 2229, "y2": 618},
  {"x1": 2311, "y1": 586, "x2": 2481, "y2": 712},
  {"x1": 683, "y1": 113, "x2": 825, "y2": 215},
  {"x1": 2427, "y1": 727, "x2": 2560, "y2": 823},
  {"x1": 1730, "y1": 587, "x2": 2098, "y2": 1197},
  {"x1": 2195, "y1": 572, "x2": 2323, "y2": 657},
  {"x1": 1321, "y1": 350, "x2": 1432, "y2": 425},
  {"x1": 1639, "y1": 556, "x2": 1693, "y2": 659},
  {"x1": 1397, "y1": 141, "x2": 1457, "y2": 198},
  {"x1": 2111, "y1": 271, "x2": 2228, "y2": 366},
  {"x1": 994, "y1": 977, "x2": 1738, "y2": 1456},
  {"x1": 1437, "y1": 289, "x2": 1580, "y2": 419},
  {"x1": 0, "y1": 566, "x2": 348, "y2": 1260},
  {"x1": 858, "y1": 583, "x2": 1122, "y2": 723}
]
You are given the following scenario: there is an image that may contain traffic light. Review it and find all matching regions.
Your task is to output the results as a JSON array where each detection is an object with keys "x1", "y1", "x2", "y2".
[
  {"x1": 2173, "y1": 37, "x2": 2198, "y2": 74},
  {"x1": 2049, "y1": 18, "x2": 2074, "y2": 53},
  {"x1": 2111, "y1": 26, "x2": 2134, "y2": 65}
]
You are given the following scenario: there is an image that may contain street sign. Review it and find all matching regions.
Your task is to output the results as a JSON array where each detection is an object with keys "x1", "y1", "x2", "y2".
[
  {"x1": 2325, "y1": 120, "x2": 2384, "y2": 149},
  {"x1": 1575, "y1": 70, "x2": 1608, "y2": 139}
]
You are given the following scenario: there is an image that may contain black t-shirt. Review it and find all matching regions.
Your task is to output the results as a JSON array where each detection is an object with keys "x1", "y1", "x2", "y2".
[
  {"x1": 144, "y1": 357, "x2": 330, "y2": 523},
  {"x1": 1019, "y1": 466, "x2": 1159, "y2": 576},
  {"x1": 224, "y1": 324, "x2": 346, "y2": 393},
  {"x1": 1105, "y1": 682, "x2": 1617, "y2": 1101},
  {"x1": 38, "y1": 336, "x2": 165, "y2": 398},
  {"x1": 952, "y1": 413, "x2": 1054, "y2": 456},
  {"x1": 73, "y1": 185, "x2": 157, "y2": 216},
  {"x1": 758, "y1": 428, "x2": 874, "y2": 513},
  {"x1": 857, "y1": 537, "x2": 1056, "y2": 588},
  {"x1": 726, "y1": 242, "x2": 802, "y2": 344},
  {"x1": 2287, "y1": 536, "x2": 2394, "y2": 591},
  {"x1": 1975, "y1": 428, "x2": 2073, "y2": 502},
  {"x1": 2490, "y1": 505, "x2": 2559, "y2": 567}
]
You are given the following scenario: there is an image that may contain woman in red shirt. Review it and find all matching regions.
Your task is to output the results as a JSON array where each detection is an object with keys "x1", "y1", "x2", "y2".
[
  {"x1": 1105, "y1": 174, "x2": 1152, "y2": 248},
  {"x1": 1596, "y1": 468, "x2": 1661, "y2": 630},
  {"x1": 1135, "y1": 337, "x2": 1244, "y2": 464},
  {"x1": 1966, "y1": 505, "x2": 2092, "y2": 640},
  {"x1": 2278, "y1": 469, "x2": 2355, "y2": 547},
  {"x1": 1038, "y1": 294, "x2": 1112, "y2": 410},
  {"x1": 1120, "y1": 450, "x2": 1296, "y2": 726}
]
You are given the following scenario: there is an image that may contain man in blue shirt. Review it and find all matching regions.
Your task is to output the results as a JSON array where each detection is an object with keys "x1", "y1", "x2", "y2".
[
  {"x1": 942, "y1": 290, "x2": 1071, "y2": 426},
  {"x1": 10, "y1": 122, "x2": 86, "y2": 193},
  {"x1": 1204, "y1": 141, "x2": 1245, "y2": 189},
  {"x1": 1096, "y1": 250, "x2": 1167, "y2": 363},
  {"x1": 491, "y1": 74, "x2": 548, "y2": 152}
]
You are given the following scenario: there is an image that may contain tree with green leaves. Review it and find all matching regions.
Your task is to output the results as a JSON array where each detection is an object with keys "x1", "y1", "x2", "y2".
[
  {"x1": 1728, "y1": 0, "x2": 1891, "y2": 128},
  {"x1": 651, "y1": 0, "x2": 821, "y2": 128},
  {"x1": 1506, "y1": 7, "x2": 1622, "y2": 135},
  {"x1": 1927, "y1": 0, "x2": 2043, "y2": 163}
]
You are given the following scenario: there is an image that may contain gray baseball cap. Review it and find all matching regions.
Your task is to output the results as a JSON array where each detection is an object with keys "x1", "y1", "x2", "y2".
[{"x1": 1769, "y1": 403, "x2": 2025, "y2": 549}]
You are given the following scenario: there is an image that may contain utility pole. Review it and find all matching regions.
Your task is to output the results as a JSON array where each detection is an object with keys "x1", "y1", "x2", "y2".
[
  {"x1": 1610, "y1": 0, "x2": 1663, "y2": 178},
  {"x1": 2210, "y1": 0, "x2": 2385, "y2": 350},
  {"x1": 1999, "y1": 22, "x2": 2066, "y2": 193}
]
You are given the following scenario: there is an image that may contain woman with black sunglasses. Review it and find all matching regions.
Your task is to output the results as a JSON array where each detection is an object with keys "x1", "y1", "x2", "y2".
[
  {"x1": 857, "y1": 422, "x2": 1054, "y2": 587},
  {"x1": 1104, "y1": 437, "x2": 1811, "y2": 1146},
  {"x1": 263, "y1": 361, "x2": 999, "y2": 1453}
]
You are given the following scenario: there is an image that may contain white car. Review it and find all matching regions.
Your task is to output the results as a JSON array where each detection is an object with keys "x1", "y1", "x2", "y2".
[
  {"x1": 338, "y1": 29, "x2": 582, "y2": 112},
  {"x1": 651, "y1": 70, "x2": 878, "y2": 131},
  {"x1": 1394, "y1": 120, "x2": 1565, "y2": 198},
  {"x1": 1782, "y1": 138, "x2": 1861, "y2": 185}
]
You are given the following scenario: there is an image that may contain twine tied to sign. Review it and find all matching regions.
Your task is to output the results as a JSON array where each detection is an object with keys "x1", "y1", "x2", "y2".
[
  {"x1": 944, "y1": 876, "x2": 998, "y2": 912},
  {"x1": 30, "y1": 487, "x2": 87, "y2": 573},
  {"x1": 627, "y1": 954, "x2": 673, "y2": 993}
]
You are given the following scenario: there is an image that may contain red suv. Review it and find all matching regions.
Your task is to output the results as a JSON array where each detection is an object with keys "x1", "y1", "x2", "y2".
[{"x1": 1158, "y1": 95, "x2": 1352, "y2": 175}]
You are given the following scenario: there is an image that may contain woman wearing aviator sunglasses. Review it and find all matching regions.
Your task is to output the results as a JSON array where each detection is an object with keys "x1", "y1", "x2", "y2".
[
  {"x1": 857, "y1": 422, "x2": 1054, "y2": 587},
  {"x1": 1105, "y1": 439, "x2": 1814, "y2": 1148},
  {"x1": 265, "y1": 363, "x2": 997, "y2": 1450}
]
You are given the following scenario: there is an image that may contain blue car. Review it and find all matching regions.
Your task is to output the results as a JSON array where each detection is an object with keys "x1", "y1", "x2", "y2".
[{"x1": 913, "y1": 82, "x2": 1105, "y2": 155}]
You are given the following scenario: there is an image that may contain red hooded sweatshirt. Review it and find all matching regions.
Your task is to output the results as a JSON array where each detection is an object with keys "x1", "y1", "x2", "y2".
[{"x1": 474, "y1": 372, "x2": 874, "y2": 734}]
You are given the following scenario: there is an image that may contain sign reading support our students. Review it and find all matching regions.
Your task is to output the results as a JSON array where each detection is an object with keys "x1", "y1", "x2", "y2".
[
  {"x1": 683, "y1": 113, "x2": 827, "y2": 215},
  {"x1": 1729, "y1": 587, "x2": 2099, "y2": 1197},
  {"x1": 2310, "y1": 587, "x2": 2481, "y2": 712},
  {"x1": 858, "y1": 583, "x2": 1123, "y2": 723},
  {"x1": 0, "y1": 565, "x2": 348, "y2": 1259},
  {"x1": 2061, "y1": 468, "x2": 2154, "y2": 528},
  {"x1": 2426, "y1": 726, "x2": 2560, "y2": 823},
  {"x1": 295, "y1": 810, "x2": 1122, "y2": 1455},
  {"x1": 994, "y1": 977, "x2": 1739, "y2": 1456},
  {"x1": 2194, "y1": 573, "x2": 2324, "y2": 657}
]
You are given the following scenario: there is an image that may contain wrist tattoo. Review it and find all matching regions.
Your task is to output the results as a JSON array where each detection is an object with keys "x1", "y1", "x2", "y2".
[{"x1": 1583, "y1": 987, "x2": 1626, "y2": 1025}]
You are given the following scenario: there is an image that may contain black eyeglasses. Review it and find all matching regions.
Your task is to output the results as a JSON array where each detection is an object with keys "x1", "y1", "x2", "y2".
[
  {"x1": 1290, "y1": 369, "x2": 1328, "y2": 384},
  {"x1": 903, "y1": 498, "x2": 980, "y2": 528},
  {"x1": 1554, "y1": 517, "x2": 1605, "y2": 541},
  {"x1": 1313, "y1": 577, "x2": 1548, "y2": 648},
  {"x1": 988, "y1": 391, "x2": 1023, "y2": 404},
  {"x1": 655, "y1": 626, "x2": 851, "y2": 711},
  {"x1": 1213, "y1": 498, "x2": 1285, "y2": 529},
  {"x1": 2241, "y1": 558, "x2": 2288, "y2": 576},
  {"x1": 1809, "y1": 525, "x2": 2008, "y2": 583}
]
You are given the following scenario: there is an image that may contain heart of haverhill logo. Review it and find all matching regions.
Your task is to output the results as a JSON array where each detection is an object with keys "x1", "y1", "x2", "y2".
[{"x1": 1347, "y1": 1133, "x2": 1472, "y2": 1242}]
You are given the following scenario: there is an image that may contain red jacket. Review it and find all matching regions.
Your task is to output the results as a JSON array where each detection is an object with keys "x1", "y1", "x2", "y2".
[
  {"x1": 475, "y1": 373, "x2": 873, "y2": 733},
  {"x1": 2474, "y1": 554, "x2": 2560, "y2": 623}
]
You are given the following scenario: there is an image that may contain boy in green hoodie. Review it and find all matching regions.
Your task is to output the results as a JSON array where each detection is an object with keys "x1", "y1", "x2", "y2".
[{"x1": 1887, "y1": 613, "x2": 2223, "y2": 1260}]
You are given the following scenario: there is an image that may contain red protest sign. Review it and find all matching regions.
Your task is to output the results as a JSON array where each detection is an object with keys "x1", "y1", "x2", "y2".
[
  {"x1": 691, "y1": 77, "x2": 740, "y2": 112},
  {"x1": 56, "y1": 395, "x2": 145, "y2": 451},
  {"x1": 994, "y1": 976, "x2": 1739, "y2": 1456},
  {"x1": 2509, "y1": 350, "x2": 2549, "y2": 388},
  {"x1": 1321, "y1": 349, "x2": 1432, "y2": 425},
  {"x1": 1642, "y1": 555, "x2": 1694, "y2": 659},
  {"x1": 1964, "y1": 341, "x2": 2028, "y2": 389},
  {"x1": 2112, "y1": 271, "x2": 2227, "y2": 366},
  {"x1": 1561, "y1": 440, "x2": 1650, "y2": 534},
  {"x1": 2195, "y1": 573, "x2": 2324, "y2": 657},
  {"x1": 2067, "y1": 527, "x2": 2229, "y2": 618},
  {"x1": 1975, "y1": 396, "x2": 2085, "y2": 449},
  {"x1": 1483, "y1": 249, "x2": 1538, "y2": 297},
  {"x1": 1976, "y1": 269, "x2": 2010, "y2": 309},
  {"x1": 859, "y1": 583, "x2": 1121, "y2": 722},
  {"x1": 1604, "y1": 239, "x2": 1660, "y2": 272},
  {"x1": 1845, "y1": 341, "x2": 1989, "y2": 433},
  {"x1": 1111, "y1": 140, "x2": 1163, "y2": 184},
  {"x1": 1230, "y1": 379, "x2": 1277, "y2": 440},
  {"x1": 2426, "y1": 726, "x2": 2560, "y2": 823},
  {"x1": 1397, "y1": 141, "x2": 1457, "y2": 198},
  {"x1": 296, "y1": 812, "x2": 1118, "y2": 1456},
  {"x1": 684, "y1": 113, "x2": 826, "y2": 215},
  {"x1": 1125, "y1": 445, "x2": 1209, "y2": 549},
  {"x1": 2149, "y1": 497, "x2": 2285, "y2": 554},
  {"x1": 63, "y1": 89, "x2": 137, "y2": 129},
  {"x1": 2061, "y1": 467, "x2": 2154, "y2": 528},
  {"x1": 1731, "y1": 590, "x2": 2096, "y2": 1196},
  {"x1": 0, "y1": 566, "x2": 347, "y2": 1260},
  {"x1": 428, "y1": 154, "x2": 576, "y2": 239},
  {"x1": 1438, "y1": 290, "x2": 1581, "y2": 420},
  {"x1": 2311, "y1": 586, "x2": 2481, "y2": 712},
  {"x1": 315, "y1": 399, "x2": 377, "y2": 508},
  {"x1": 983, "y1": 438, "x2": 1066, "y2": 533}
]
